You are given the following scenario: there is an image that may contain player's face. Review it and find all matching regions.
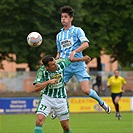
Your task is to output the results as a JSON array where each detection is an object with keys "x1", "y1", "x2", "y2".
[
  {"x1": 61, "y1": 13, "x2": 73, "y2": 27},
  {"x1": 46, "y1": 59, "x2": 58, "y2": 72},
  {"x1": 114, "y1": 70, "x2": 119, "y2": 77}
]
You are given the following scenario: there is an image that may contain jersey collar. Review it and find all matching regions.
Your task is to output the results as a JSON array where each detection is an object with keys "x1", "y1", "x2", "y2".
[{"x1": 61, "y1": 25, "x2": 74, "y2": 31}]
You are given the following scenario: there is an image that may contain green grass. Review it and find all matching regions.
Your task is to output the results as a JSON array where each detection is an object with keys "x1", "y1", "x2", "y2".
[{"x1": 0, "y1": 112, "x2": 133, "y2": 133}]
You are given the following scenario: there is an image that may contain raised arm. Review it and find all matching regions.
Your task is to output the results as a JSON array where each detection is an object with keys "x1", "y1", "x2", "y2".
[
  {"x1": 69, "y1": 42, "x2": 89, "y2": 60},
  {"x1": 56, "y1": 52, "x2": 60, "y2": 59}
]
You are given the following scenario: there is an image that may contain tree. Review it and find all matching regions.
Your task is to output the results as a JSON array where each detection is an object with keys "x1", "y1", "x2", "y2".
[
  {"x1": 0, "y1": 0, "x2": 84, "y2": 70},
  {"x1": 1, "y1": 0, "x2": 133, "y2": 71},
  {"x1": 82, "y1": 0, "x2": 133, "y2": 70}
]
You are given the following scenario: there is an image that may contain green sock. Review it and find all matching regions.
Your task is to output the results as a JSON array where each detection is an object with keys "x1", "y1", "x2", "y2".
[
  {"x1": 34, "y1": 126, "x2": 42, "y2": 133},
  {"x1": 63, "y1": 129, "x2": 72, "y2": 133}
]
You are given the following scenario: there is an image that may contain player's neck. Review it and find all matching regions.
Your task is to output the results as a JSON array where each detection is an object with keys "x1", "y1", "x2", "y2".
[
  {"x1": 64, "y1": 24, "x2": 71, "y2": 30},
  {"x1": 115, "y1": 76, "x2": 119, "y2": 78}
]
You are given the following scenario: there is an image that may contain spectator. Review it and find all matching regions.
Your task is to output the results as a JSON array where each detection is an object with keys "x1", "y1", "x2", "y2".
[{"x1": 92, "y1": 74, "x2": 102, "y2": 95}]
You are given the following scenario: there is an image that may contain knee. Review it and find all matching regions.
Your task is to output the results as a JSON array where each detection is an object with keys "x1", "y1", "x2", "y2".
[
  {"x1": 114, "y1": 100, "x2": 119, "y2": 104},
  {"x1": 82, "y1": 88, "x2": 90, "y2": 95},
  {"x1": 114, "y1": 97, "x2": 120, "y2": 104}
]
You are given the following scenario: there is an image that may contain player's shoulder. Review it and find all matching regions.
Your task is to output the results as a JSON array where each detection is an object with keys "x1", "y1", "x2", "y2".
[
  {"x1": 70, "y1": 25, "x2": 83, "y2": 31},
  {"x1": 118, "y1": 76, "x2": 124, "y2": 80},
  {"x1": 109, "y1": 76, "x2": 115, "y2": 80},
  {"x1": 56, "y1": 58, "x2": 64, "y2": 63},
  {"x1": 73, "y1": 25, "x2": 82, "y2": 29},
  {"x1": 56, "y1": 58, "x2": 69, "y2": 63},
  {"x1": 38, "y1": 65, "x2": 46, "y2": 72}
]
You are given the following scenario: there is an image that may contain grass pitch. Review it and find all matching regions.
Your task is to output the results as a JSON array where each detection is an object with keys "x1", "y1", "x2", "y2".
[{"x1": 0, "y1": 112, "x2": 133, "y2": 133}]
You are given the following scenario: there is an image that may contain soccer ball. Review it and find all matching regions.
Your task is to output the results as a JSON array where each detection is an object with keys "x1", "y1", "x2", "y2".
[{"x1": 27, "y1": 32, "x2": 42, "y2": 47}]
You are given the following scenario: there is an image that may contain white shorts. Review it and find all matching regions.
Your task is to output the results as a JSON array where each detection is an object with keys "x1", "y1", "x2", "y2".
[{"x1": 36, "y1": 94, "x2": 69, "y2": 121}]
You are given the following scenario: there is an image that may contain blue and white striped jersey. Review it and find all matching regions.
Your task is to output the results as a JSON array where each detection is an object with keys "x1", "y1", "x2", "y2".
[{"x1": 56, "y1": 25, "x2": 89, "y2": 58}]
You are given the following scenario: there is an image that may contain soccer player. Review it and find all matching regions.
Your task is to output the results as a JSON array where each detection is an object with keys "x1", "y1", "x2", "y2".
[
  {"x1": 56, "y1": 5, "x2": 111, "y2": 114},
  {"x1": 33, "y1": 55, "x2": 90, "y2": 133},
  {"x1": 107, "y1": 69, "x2": 126, "y2": 120}
]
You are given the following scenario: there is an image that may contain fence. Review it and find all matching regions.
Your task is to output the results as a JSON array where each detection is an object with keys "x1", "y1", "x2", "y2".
[
  {"x1": 0, "y1": 71, "x2": 133, "y2": 114},
  {"x1": 0, "y1": 71, "x2": 133, "y2": 96}
]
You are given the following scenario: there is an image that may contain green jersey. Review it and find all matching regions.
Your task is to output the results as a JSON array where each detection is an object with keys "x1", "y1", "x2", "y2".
[{"x1": 33, "y1": 58, "x2": 71, "y2": 98}]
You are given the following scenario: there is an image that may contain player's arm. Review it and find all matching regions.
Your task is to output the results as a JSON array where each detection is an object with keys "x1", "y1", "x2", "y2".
[
  {"x1": 107, "y1": 78, "x2": 112, "y2": 88},
  {"x1": 69, "y1": 42, "x2": 89, "y2": 60},
  {"x1": 122, "y1": 78, "x2": 126, "y2": 92},
  {"x1": 74, "y1": 42, "x2": 89, "y2": 53},
  {"x1": 34, "y1": 79, "x2": 57, "y2": 92},
  {"x1": 70, "y1": 55, "x2": 91, "y2": 63},
  {"x1": 122, "y1": 84, "x2": 126, "y2": 92},
  {"x1": 56, "y1": 52, "x2": 60, "y2": 59}
]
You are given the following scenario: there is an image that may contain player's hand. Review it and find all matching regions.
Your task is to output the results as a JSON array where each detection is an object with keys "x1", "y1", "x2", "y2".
[
  {"x1": 69, "y1": 51, "x2": 76, "y2": 60},
  {"x1": 122, "y1": 89, "x2": 125, "y2": 93},
  {"x1": 108, "y1": 83, "x2": 112, "y2": 88},
  {"x1": 55, "y1": 52, "x2": 60, "y2": 59},
  {"x1": 122, "y1": 88, "x2": 126, "y2": 93},
  {"x1": 49, "y1": 79, "x2": 57, "y2": 84},
  {"x1": 84, "y1": 55, "x2": 91, "y2": 64}
]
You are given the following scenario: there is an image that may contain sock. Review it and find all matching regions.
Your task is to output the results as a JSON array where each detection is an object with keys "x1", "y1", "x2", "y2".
[
  {"x1": 34, "y1": 126, "x2": 42, "y2": 133},
  {"x1": 115, "y1": 103, "x2": 119, "y2": 112},
  {"x1": 88, "y1": 89, "x2": 103, "y2": 105},
  {"x1": 63, "y1": 129, "x2": 72, "y2": 133}
]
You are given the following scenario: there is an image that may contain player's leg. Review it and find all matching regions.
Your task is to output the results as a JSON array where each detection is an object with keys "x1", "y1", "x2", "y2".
[
  {"x1": 34, "y1": 94, "x2": 52, "y2": 132},
  {"x1": 34, "y1": 114, "x2": 46, "y2": 133},
  {"x1": 60, "y1": 119, "x2": 72, "y2": 133},
  {"x1": 54, "y1": 98, "x2": 72, "y2": 133},
  {"x1": 111, "y1": 93, "x2": 117, "y2": 114},
  {"x1": 114, "y1": 96, "x2": 120, "y2": 112},
  {"x1": 75, "y1": 69, "x2": 111, "y2": 114},
  {"x1": 112, "y1": 93, "x2": 122, "y2": 120}
]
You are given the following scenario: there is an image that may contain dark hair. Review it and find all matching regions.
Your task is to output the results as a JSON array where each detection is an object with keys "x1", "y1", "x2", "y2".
[
  {"x1": 60, "y1": 5, "x2": 74, "y2": 17},
  {"x1": 42, "y1": 55, "x2": 54, "y2": 66}
]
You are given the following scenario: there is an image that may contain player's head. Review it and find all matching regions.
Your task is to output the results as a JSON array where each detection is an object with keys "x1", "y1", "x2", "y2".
[
  {"x1": 60, "y1": 5, "x2": 74, "y2": 27},
  {"x1": 42, "y1": 55, "x2": 58, "y2": 71},
  {"x1": 114, "y1": 69, "x2": 119, "y2": 77},
  {"x1": 61, "y1": 5, "x2": 74, "y2": 17}
]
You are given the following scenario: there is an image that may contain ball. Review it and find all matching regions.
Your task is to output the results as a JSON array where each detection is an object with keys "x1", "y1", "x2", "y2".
[{"x1": 27, "y1": 32, "x2": 42, "y2": 47}]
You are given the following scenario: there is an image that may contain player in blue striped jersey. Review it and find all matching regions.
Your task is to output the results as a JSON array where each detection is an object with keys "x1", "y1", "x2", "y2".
[
  {"x1": 33, "y1": 55, "x2": 90, "y2": 133},
  {"x1": 56, "y1": 5, "x2": 111, "y2": 114}
]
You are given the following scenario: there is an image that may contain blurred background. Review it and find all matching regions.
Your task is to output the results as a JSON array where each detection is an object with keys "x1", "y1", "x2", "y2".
[{"x1": 0, "y1": 0, "x2": 133, "y2": 114}]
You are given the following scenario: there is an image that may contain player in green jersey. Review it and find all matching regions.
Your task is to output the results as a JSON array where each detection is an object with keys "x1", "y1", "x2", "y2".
[{"x1": 33, "y1": 55, "x2": 90, "y2": 133}]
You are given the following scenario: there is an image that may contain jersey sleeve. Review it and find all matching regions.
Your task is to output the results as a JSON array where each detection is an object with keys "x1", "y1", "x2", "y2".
[
  {"x1": 107, "y1": 77, "x2": 112, "y2": 86},
  {"x1": 56, "y1": 34, "x2": 61, "y2": 52},
  {"x1": 57, "y1": 58, "x2": 71, "y2": 69},
  {"x1": 77, "y1": 28, "x2": 89, "y2": 45},
  {"x1": 122, "y1": 77, "x2": 126, "y2": 84},
  {"x1": 33, "y1": 66, "x2": 45, "y2": 85}
]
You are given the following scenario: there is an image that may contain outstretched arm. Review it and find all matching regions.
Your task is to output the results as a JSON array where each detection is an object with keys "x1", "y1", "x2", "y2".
[
  {"x1": 69, "y1": 42, "x2": 89, "y2": 60},
  {"x1": 56, "y1": 52, "x2": 60, "y2": 59},
  {"x1": 69, "y1": 55, "x2": 91, "y2": 63}
]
